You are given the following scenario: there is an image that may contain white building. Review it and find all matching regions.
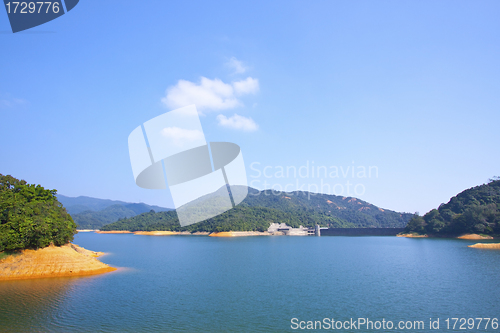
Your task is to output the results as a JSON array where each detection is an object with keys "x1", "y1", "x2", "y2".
[{"x1": 267, "y1": 223, "x2": 309, "y2": 236}]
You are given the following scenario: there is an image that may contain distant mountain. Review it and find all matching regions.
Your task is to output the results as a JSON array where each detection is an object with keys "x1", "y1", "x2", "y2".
[
  {"x1": 404, "y1": 178, "x2": 500, "y2": 236},
  {"x1": 242, "y1": 187, "x2": 410, "y2": 228},
  {"x1": 57, "y1": 195, "x2": 171, "y2": 215},
  {"x1": 56, "y1": 195, "x2": 172, "y2": 229},
  {"x1": 101, "y1": 186, "x2": 412, "y2": 232}
]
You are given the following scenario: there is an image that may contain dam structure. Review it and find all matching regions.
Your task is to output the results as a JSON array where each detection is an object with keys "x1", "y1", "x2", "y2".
[{"x1": 267, "y1": 223, "x2": 404, "y2": 236}]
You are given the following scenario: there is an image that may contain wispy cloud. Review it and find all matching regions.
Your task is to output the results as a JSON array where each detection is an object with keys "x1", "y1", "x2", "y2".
[
  {"x1": 226, "y1": 57, "x2": 247, "y2": 74},
  {"x1": 0, "y1": 97, "x2": 28, "y2": 108},
  {"x1": 217, "y1": 114, "x2": 258, "y2": 132},
  {"x1": 162, "y1": 77, "x2": 259, "y2": 113}
]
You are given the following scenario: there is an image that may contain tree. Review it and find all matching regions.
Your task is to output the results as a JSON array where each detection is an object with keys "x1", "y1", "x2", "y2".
[
  {"x1": 0, "y1": 174, "x2": 76, "y2": 251},
  {"x1": 404, "y1": 179, "x2": 500, "y2": 236},
  {"x1": 404, "y1": 214, "x2": 426, "y2": 234}
]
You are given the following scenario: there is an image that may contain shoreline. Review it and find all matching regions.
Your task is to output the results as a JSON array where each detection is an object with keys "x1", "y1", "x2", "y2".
[
  {"x1": 209, "y1": 231, "x2": 280, "y2": 237},
  {"x1": 397, "y1": 233, "x2": 428, "y2": 238},
  {"x1": 0, "y1": 243, "x2": 116, "y2": 281},
  {"x1": 96, "y1": 230, "x2": 284, "y2": 237},
  {"x1": 134, "y1": 231, "x2": 180, "y2": 236},
  {"x1": 457, "y1": 234, "x2": 494, "y2": 240},
  {"x1": 468, "y1": 243, "x2": 500, "y2": 249},
  {"x1": 397, "y1": 233, "x2": 497, "y2": 239},
  {"x1": 92, "y1": 230, "x2": 497, "y2": 239}
]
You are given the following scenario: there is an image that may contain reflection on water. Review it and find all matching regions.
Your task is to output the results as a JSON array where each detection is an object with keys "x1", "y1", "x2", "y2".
[
  {"x1": 0, "y1": 234, "x2": 500, "y2": 332},
  {"x1": 0, "y1": 277, "x2": 82, "y2": 332}
]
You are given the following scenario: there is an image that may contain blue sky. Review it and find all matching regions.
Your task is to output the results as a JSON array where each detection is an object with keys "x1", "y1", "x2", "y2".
[{"x1": 1, "y1": 0, "x2": 499, "y2": 214}]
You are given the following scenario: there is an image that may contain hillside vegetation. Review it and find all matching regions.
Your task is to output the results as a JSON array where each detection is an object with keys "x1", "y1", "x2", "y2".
[
  {"x1": 72, "y1": 204, "x2": 172, "y2": 229},
  {"x1": 57, "y1": 195, "x2": 171, "y2": 229},
  {"x1": 0, "y1": 174, "x2": 76, "y2": 251},
  {"x1": 404, "y1": 178, "x2": 500, "y2": 236},
  {"x1": 101, "y1": 187, "x2": 411, "y2": 232}
]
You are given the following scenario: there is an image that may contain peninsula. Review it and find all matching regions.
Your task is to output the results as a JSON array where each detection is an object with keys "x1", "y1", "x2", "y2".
[
  {"x1": 0, "y1": 174, "x2": 115, "y2": 280},
  {"x1": 0, "y1": 243, "x2": 116, "y2": 280},
  {"x1": 401, "y1": 178, "x2": 500, "y2": 239}
]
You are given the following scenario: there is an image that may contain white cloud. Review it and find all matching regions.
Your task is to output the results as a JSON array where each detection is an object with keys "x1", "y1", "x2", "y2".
[
  {"x1": 162, "y1": 77, "x2": 259, "y2": 113},
  {"x1": 226, "y1": 57, "x2": 247, "y2": 74},
  {"x1": 233, "y1": 77, "x2": 259, "y2": 95},
  {"x1": 162, "y1": 77, "x2": 238, "y2": 112},
  {"x1": 217, "y1": 114, "x2": 258, "y2": 132},
  {"x1": 161, "y1": 127, "x2": 204, "y2": 147}
]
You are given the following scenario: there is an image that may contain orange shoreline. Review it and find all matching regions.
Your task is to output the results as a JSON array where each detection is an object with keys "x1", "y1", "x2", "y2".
[
  {"x1": 93, "y1": 230, "x2": 498, "y2": 239},
  {"x1": 209, "y1": 231, "x2": 235, "y2": 237},
  {"x1": 468, "y1": 243, "x2": 500, "y2": 249},
  {"x1": 133, "y1": 231, "x2": 180, "y2": 236},
  {"x1": 397, "y1": 233, "x2": 496, "y2": 239},
  {"x1": 397, "y1": 233, "x2": 428, "y2": 238},
  {"x1": 0, "y1": 243, "x2": 116, "y2": 281},
  {"x1": 457, "y1": 234, "x2": 494, "y2": 240},
  {"x1": 209, "y1": 231, "x2": 272, "y2": 237},
  {"x1": 0, "y1": 267, "x2": 117, "y2": 281}
]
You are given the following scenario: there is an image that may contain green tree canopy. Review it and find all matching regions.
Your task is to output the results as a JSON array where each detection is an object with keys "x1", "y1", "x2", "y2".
[
  {"x1": 404, "y1": 178, "x2": 500, "y2": 236},
  {"x1": 0, "y1": 174, "x2": 76, "y2": 251}
]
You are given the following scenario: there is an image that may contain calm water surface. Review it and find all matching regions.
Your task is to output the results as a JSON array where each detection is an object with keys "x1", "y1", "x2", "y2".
[{"x1": 1, "y1": 233, "x2": 499, "y2": 332}]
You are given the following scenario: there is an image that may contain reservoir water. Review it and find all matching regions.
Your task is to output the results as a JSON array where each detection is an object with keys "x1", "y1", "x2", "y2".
[{"x1": 1, "y1": 233, "x2": 499, "y2": 332}]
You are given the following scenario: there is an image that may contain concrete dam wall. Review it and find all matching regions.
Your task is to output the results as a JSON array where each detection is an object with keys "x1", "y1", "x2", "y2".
[{"x1": 321, "y1": 228, "x2": 405, "y2": 236}]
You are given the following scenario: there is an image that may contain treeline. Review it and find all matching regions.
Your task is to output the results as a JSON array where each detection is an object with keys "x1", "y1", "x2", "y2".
[
  {"x1": 0, "y1": 174, "x2": 76, "y2": 251},
  {"x1": 101, "y1": 205, "x2": 352, "y2": 232},
  {"x1": 404, "y1": 178, "x2": 500, "y2": 236},
  {"x1": 101, "y1": 187, "x2": 412, "y2": 232},
  {"x1": 72, "y1": 204, "x2": 162, "y2": 229}
]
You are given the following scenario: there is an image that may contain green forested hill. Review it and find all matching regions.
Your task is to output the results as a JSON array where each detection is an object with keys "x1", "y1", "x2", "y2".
[
  {"x1": 242, "y1": 187, "x2": 410, "y2": 228},
  {"x1": 56, "y1": 195, "x2": 172, "y2": 229},
  {"x1": 71, "y1": 204, "x2": 146, "y2": 229},
  {"x1": 404, "y1": 178, "x2": 500, "y2": 236},
  {"x1": 101, "y1": 187, "x2": 412, "y2": 232},
  {"x1": 0, "y1": 174, "x2": 76, "y2": 251},
  {"x1": 71, "y1": 204, "x2": 173, "y2": 229},
  {"x1": 57, "y1": 194, "x2": 171, "y2": 215}
]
